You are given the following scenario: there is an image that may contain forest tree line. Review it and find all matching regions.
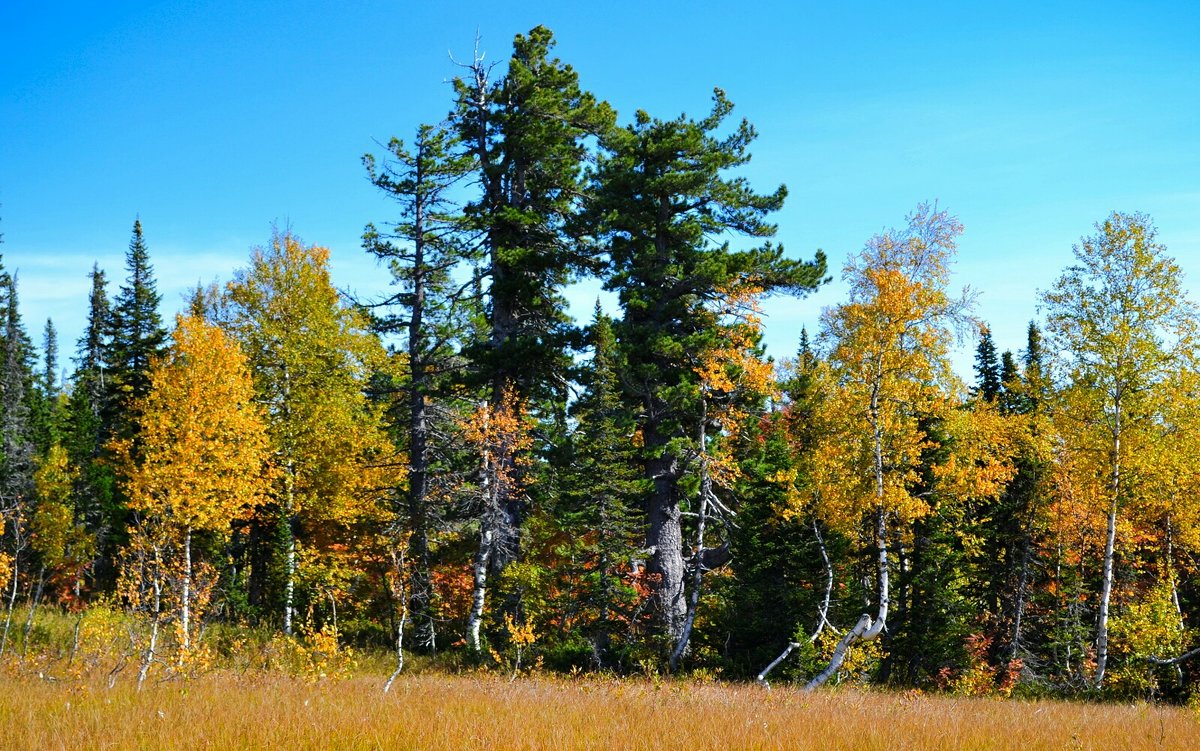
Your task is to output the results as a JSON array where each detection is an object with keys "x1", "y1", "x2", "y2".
[{"x1": 2, "y1": 26, "x2": 1199, "y2": 699}]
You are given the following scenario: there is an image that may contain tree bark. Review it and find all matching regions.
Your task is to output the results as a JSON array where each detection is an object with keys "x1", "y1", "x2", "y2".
[
  {"x1": 812, "y1": 520, "x2": 834, "y2": 642},
  {"x1": 405, "y1": 157, "x2": 437, "y2": 653},
  {"x1": 1095, "y1": 425, "x2": 1120, "y2": 688},
  {"x1": 137, "y1": 549, "x2": 163, "y2": 691},
  {"x1": 181, "y1": 527, "x2": 192, "y2": 653},
  {"x1": 641, "y1": 414, "x2": 687, "y2": 646},
  {"x1": 670, "y1": 416, "x2": 711, "y2": 671},
  {"x1": 467, "y1": 527, "x2": 493, "y2": 654},
  {"x1": 283, "y1": 457, "x2": 297, "y2": 637},
  {"x1": 804, "y1": 614, "x2": 874, "y2": 691},
  {"x1": 19, "y1": 566, "x2": 44, "y2": 659},
  {"x1": 384, "y1": 546, "x2": 407, "y2": 693}
]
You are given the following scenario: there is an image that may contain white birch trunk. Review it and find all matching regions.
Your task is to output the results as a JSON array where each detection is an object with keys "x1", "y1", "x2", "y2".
[
  {"x1": 1095, "y1": 425, "x2": 1120, "y2": 688},
  {"x1": 181, "y1": 527, "x2": 192, "y2": 654},
  {"x1": 804, "y1": 613, "x2": 874, "y2": 691},
  {"x1": 138, "y1": 553, "x2": 163, "y2": 691},
  {"x1": 21, "y1": 566, "x2": 45, "y2": 659},
  {"x1": 383, "y1": 547, "x2": 407, "y2": 693},
  {"x1": 283, "y1": 458, "x2": 297, "y2": 637},
  {"x1": 811, "y1": 520, "x2": 834, "y2": 641},
  {"x1": 467, "y1": 527, "x2": 493, "y2": 654}
]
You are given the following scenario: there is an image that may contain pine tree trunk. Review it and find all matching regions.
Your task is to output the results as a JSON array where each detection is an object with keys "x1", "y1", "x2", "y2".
[
  {"x1": 641, "y1": 415, "x2": 687, "y2": 646},
  {"x1": 407, "y1": 188, "x2": 436, "y2": 653},
  {"x1": 670, "y1": 424, "x2": 710, "y2": 671}
]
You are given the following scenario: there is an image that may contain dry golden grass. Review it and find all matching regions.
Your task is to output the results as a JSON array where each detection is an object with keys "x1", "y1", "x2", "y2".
[{"x1": 4, "y1": 671, "x2": 1199, "y2": 751}]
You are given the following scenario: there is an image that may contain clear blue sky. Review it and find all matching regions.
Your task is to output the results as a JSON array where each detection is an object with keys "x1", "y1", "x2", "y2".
[{"x1": 3, "y1": 0, "x2": 1198, "y2": 381}]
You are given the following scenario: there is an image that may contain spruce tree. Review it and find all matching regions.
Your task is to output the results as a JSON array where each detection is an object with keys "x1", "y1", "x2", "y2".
[
  {"x1": 998, "y1": 350, "x2": 1022, "y2": 414},
  {"x1": 973, "y1": 325, "x2": 1002, "y2": 403},
  {"x1": 0, "y1": 272, "x2": 35, "y2": 504},
  {"x1": 559, "y1": 306, "x2": 642, "y2": 666},
  {"x1": 64, "y1": 265, "x2": 116, "y2": 593},
  {"x1": 0, "y1": 270, "x2": 36, "y2": 652},
  {"x1": 28, "y1": 318, "x2": 62, "y2": 456},
  {"x1": 106, "y1": 219, "x2": 167, "y2": 416}
]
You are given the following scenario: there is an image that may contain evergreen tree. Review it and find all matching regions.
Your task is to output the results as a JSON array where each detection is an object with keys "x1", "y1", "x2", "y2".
[
  {"x1": 558, "y1": 307, "x2": 643, "y2": 667},
  {"x1": 452, "y1": 26, "x2": 614, "y2": 405},
  {"x1": 450, "y1": 26, "x2": 614, "y2": 648},
  {"x1": 363, "y1": 123, "x2": 475, "y2": 652},
  {"x1": 0, "y1": 270, "x2": 36, "y2": 654},
  {"x1": 998, "y1": 350, "x2": 1022, "y2": 414},
  {"x1": 106, "y1": 219, "x2": 167, "y2": 418},
  {"x1": 973, "y1": 325, "x2": 1002, "y2": 403},
  {"x1": 63, "y1": 265, "x2": 116, "y2": 593},
  {"x1": 589, "y1": 89, "x2": 827, "y2": 650},
  {"x1": 0, "y1": 272, "x2": 35, "y2": 504},
  {"x1": 29, "y1": 318, "x2": 62, "y2": 456}
]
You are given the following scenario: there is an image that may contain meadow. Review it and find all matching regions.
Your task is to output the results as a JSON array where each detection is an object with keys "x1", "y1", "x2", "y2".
[{"x1": 4, "y1": 669, "x2": 1199, "y2": 751}]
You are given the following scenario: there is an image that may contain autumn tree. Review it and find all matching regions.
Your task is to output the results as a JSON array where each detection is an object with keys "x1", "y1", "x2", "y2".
[
  {"x1": 219, "y1": 230, "x2": 395, "y2": 636},
  {"x1": 589, "y1": 89, "x2": 827, "y2": 656},
  {"x1": 801, "y1": 204, "x2": 979, "y2": 689},
  {"x1": 458, "y1": 386, "x2": 533, "y2": 654},
  {"x1": 114, "y1": 314, "x2": 272, "y2": 655},
  {"x1": 1042, "y1": 212, "x2": 1197, "y2": 688}
]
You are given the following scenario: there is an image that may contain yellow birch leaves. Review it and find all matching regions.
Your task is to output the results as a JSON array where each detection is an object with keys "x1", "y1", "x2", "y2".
[{"x1": 115, "y1": 314, "x2": 273, "y2": 534}]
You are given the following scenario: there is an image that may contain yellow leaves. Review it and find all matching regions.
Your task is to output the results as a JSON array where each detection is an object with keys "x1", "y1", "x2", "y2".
[
  {"x1": 221, "y1": 229, "x2": 399, "y2": 532},
  {"x1": 0, "y1": 552, "x2": 11, "y2": 597},
  {"x1": 116, "y1": 314, "x2": 273, "y2": 533},
  {"x1": 504, "y1": 613, "x2": 537, "y2": 649},
  {"x1": 934, "y1": 404, "x2": 1019, "y2": 503},
  {"x1": 461, "y1": 386, "x2": 535, "y2": 463}
]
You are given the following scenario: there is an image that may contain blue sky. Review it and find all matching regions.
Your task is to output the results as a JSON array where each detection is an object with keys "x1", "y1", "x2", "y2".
[{"x1": 2, "y1": 0, "x2": 1198, "y2": 380}]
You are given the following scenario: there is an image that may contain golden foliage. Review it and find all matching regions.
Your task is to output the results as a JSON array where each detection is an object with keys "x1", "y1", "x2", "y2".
[{"x1": 114, "y1": 314, "x2": 273, "y2": 533}]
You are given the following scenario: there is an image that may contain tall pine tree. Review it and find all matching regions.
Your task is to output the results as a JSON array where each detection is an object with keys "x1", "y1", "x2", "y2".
[
  {"x1": 589, "y1": 89, "x2": 827, "y2": 654},
  {"x1": 363, "y1": 123, "x2": 475, "y2": 651},
  {"x1": 450, "y1": 26, "x2": 614, "y2": 650}
]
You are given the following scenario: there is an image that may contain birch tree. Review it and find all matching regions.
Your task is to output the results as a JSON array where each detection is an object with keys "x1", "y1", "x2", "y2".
[
  {"x1": 220, "y1": 231, "x2": 395, "y2": 636},
  {"x1": 114, "y1": 314, "x2": 272, "y2": 653},
  {"x1": 803, "y1": 203, "x2": 974, "y2": 689},
  {"x1": 1042, "y1": 212, "x2": 1197, "y2": 688}
]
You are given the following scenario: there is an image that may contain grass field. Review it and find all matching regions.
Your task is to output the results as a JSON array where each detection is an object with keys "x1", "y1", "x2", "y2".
[{"x1": 4, "y1": 670, "x2": 1199, "y2": 750}]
